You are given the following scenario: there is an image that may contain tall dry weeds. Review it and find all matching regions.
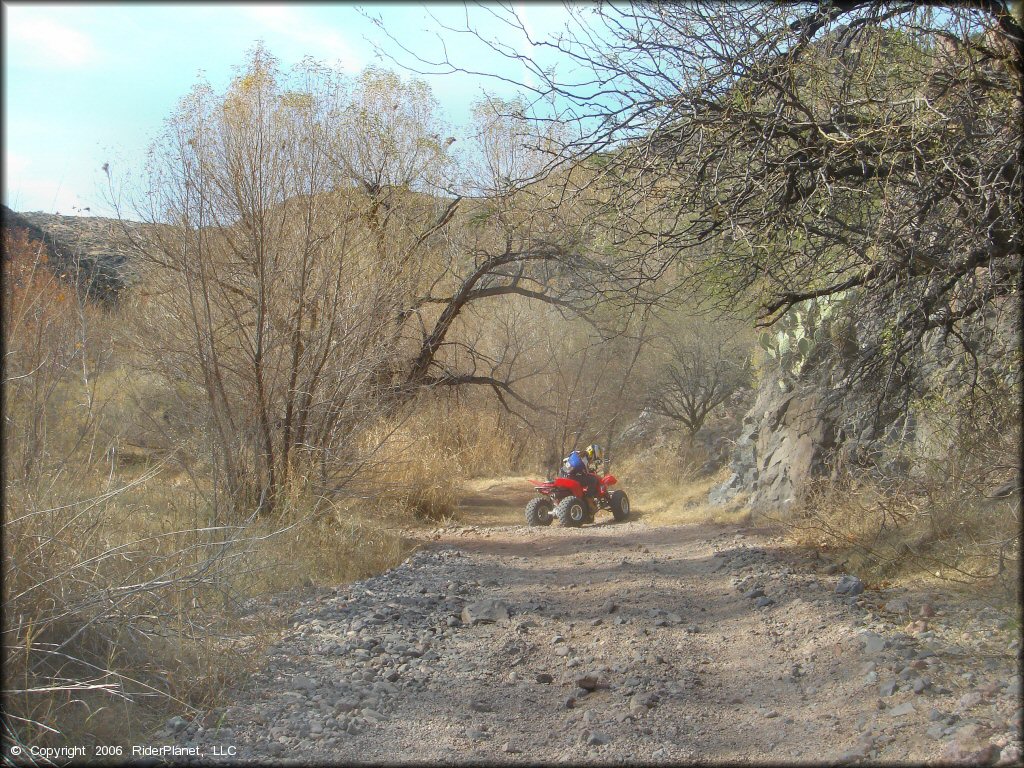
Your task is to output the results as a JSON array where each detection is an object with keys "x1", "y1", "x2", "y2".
[{"x1": 781, "y1": 372, "x2": 1021, "y2": 602}]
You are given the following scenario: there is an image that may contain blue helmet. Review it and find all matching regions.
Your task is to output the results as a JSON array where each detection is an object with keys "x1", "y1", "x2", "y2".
[{"x1": 567, "y1": 451, "x2": 586, "y2": 472}]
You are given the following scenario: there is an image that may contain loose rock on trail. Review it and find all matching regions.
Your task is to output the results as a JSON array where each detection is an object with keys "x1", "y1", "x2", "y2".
[{"x1": 170, "y1": 489, "x2": 1022, "y2": 764}]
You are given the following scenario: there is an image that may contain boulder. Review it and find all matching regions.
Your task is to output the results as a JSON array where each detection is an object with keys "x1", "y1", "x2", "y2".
[
  {"x1": 709, "y1": 377, "x2": 834, "y2": 509},
  {"x1": 836, "y1": 575, "x2": 865, "y2": 596},
  {"x1": 708, "y1": 301, "x2": 1020, "y2": 511},
  {"x1": 461, "y1": 599, "x2": 510, "y2": 625}
]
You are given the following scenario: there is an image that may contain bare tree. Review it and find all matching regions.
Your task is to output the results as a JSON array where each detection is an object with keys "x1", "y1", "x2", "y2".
[
  {"x1": 133, "y1": 48, "x2": 407, "y2": 514},
  {"x1": 127, "y1": 46, "x2": 640, "y2": 513},
  {"x1": 394, "y1": 2, "x2": 1022, "y2": 409},
  {"x1": 648, "y1": 319, "x2": 752, "y2": 436}
]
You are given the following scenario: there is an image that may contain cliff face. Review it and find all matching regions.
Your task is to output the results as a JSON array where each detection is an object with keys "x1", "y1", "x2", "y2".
[
  {"x1": 710, "y1": 300, "x2": 1021, "y2": 511},
  {"x1": 2, "y1": 205, "x2": 150, "y2": 303}
]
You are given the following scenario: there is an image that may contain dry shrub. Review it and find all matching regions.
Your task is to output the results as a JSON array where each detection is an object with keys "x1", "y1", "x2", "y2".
[
  {"x1": 788, "y1": 473, "x2": 1019, "y2": 596},
  {"x1": 428, "y1": 401, "x2": 518, "y2": 478},
  {"x1": 2, "y1": 227, "x2": 413, "y2": 751},
  {"x1": 3, "y1": 453, "x2": 415, "y2": 752},
  {"x1": 353, "y1": 414, "x2": 459, "y2": 523},
  {"x1": 616, "y1": 435, "x2": 710, "y2": 489},
  {"x1": 354, "y1": 394, "x2": 522, "y2": 522},
  {"x1": 239, "y1": 509, "x2": 415, "y2": 593},
  {"x1": 5, "y1": 465, "x2": 234, "y2": 747}
]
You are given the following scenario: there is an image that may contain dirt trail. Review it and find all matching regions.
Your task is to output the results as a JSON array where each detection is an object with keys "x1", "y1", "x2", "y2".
[{"x1": 173, "y1": 481, "x2": 1022, "y2": 764}]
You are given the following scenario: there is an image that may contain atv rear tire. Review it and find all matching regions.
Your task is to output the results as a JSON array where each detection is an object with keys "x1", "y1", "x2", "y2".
[
  {"x1": 556, "y1": 496, "x2": 586, "y2": 527},
  {"x1": 525, "y1": 497, "x2": 554, "y2": 526},
  {"x1": 609, "y1": 490, "x2": 630, "y2": 522}
]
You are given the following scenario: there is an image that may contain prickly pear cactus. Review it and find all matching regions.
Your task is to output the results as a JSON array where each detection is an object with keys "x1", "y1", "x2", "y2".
[{"x1": 759, "y1": 292, "x2": 850, "y2": 385}]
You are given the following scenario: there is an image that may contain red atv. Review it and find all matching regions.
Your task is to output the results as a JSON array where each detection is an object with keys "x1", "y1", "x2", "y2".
[{"x1": 525, "y1": 469, "x2": 630, "y2": 527}]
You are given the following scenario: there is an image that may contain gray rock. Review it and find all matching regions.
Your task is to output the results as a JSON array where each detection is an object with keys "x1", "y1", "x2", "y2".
[
  {"x1": 584, "y1": 731, "x2": 611, "y2": 746},
  {"x1": 999, "y1": 744, "x2": 1022, "y2": 765},
  {"x1": 166, "y1": 716, "x2": 189, "y2": 734},
  {"x1": 888, "y1": 702, "x2": 915, "y2": 717},
  {"x1": 630, "y1": 692, "x2": 658, "y2": 713},
  {"x1": 1006, "y1": 675, "x2": 1022, "y2": 697},
  {"x1": 461, "y1": 599, "x2": 510, "y2": 625},
  {"x1": 744, "y1": 587, "x2": 766, "y2": 599},
  {"x1": 836, "y1": 575, "x2": 865, "y2": 596},
  {"x1": 957, "y1": 691, "x2": 983, "y2": 711},
  {"x1": 755, "y1": 596, "x2": 774, "y2": 608},
  {"x1": 536, "y1": 673, "x2": 554, "y2": 684},
  {"x1": 884, "y1": 598, "x2": 910, "y2": 614},
  {"x1": 502, "y1": 741, "x2": 521, "y2": 754},
  {"x1": 860, "y1": 631, "x2": 888, "y2": 653},
  {"x1": 708, "y1": 473, "x2": 742, "y2": 505},
  {"x1": 880, "y1": 679, "x2": 898, "y2": 697},
  {"x1": 836, "y1": 735, "x2": 874, "y2": 762},
  {"x1": 575, "y1": 675, "x2": 608, "y2": 692}
]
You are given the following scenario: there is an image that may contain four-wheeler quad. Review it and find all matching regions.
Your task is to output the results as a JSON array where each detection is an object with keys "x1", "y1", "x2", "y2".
[{"x1": 525, "y1": 470, "x2": 630, "y2": 527}]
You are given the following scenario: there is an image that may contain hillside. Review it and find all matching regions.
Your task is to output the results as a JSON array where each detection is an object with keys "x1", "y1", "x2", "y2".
[{"x1": 2, "y1": 205, "x2": 152, "y2": 301}]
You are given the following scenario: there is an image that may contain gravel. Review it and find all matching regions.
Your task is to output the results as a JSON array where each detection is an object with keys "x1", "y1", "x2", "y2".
[{"x1": 166, "y1": 508, "x2": 1021, "y2": 765}]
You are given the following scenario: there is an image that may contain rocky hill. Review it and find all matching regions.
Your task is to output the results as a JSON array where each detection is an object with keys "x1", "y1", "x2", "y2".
[{"x1": 2, "y1": 205, "x2": 152, "y2": 303}]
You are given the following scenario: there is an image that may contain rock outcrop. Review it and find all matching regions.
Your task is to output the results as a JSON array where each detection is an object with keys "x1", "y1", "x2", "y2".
[
  {"x1": 709, "y1": 374, "x2": 840, "y2": 509},
  {"x1": 711, "y1": 299, "x2": 1021, "y2": 511},
  {"x1": 2, "y1": 205, "x2": 149, "y2": 303}
]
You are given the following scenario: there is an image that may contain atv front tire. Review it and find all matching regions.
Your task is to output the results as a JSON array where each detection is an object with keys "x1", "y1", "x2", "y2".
[
  {"x1": 525, "y1": 497, "x2": 554, "y2": 526},
  {"x1": 555, "y1": 496, "x2": 586, "y2": 527},
  {"x1": 609, "y1": 490, "x2": 630, "y2": 522}
]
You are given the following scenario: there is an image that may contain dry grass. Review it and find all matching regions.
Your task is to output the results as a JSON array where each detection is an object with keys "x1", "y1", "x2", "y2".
[
  {"x1": 3, "y1": 447, "x2": 418, "y2": 752},
  {"x1": 783, "y1": 474, "x2": 1020, "y2": 596},
  {"x1": 355, "y1": 396, "x2": 523, "y2": 523},
  {"x1": 756, "y1": 367, "x2": 1021, "y2": 613},
  {"x1": 615, "y1": 439, "x2": 751, "y2": 526},
  {"x1": 2, "y1": 363, "x2": 418, "y2": 753}
]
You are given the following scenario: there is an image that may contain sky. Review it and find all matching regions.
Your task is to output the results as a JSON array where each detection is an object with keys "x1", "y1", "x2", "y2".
[{"x1": 2, "y1": 2, "x2": 576, "y2": 218}]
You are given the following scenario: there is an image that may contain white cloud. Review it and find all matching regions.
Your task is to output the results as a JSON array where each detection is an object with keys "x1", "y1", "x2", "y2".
[
  {"x1": 512, "y1": 3, "x2": 538, "y2": 90},
  {"x1": 241, "y1": 6, "x2": 362, "y2": 72},
  {"x1": 5, "y1": 9, "x2": 102, "y2": 70},
  {"x1": 3, "y1": 176, "x2": 89, "y2": 215},
  {"x1": 2, "y1": 152, "x2": 108, "y2": 215}
]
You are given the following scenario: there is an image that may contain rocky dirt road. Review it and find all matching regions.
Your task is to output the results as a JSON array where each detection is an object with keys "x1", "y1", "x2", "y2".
[{"x1": 169, "y1": 486, "x2": 1022, "y2": 765}]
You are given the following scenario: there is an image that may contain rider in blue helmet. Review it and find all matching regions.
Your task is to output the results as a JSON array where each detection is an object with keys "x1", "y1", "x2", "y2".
[{"x1": 560, "y1": 444, "x2": 603, "y2": 509}]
